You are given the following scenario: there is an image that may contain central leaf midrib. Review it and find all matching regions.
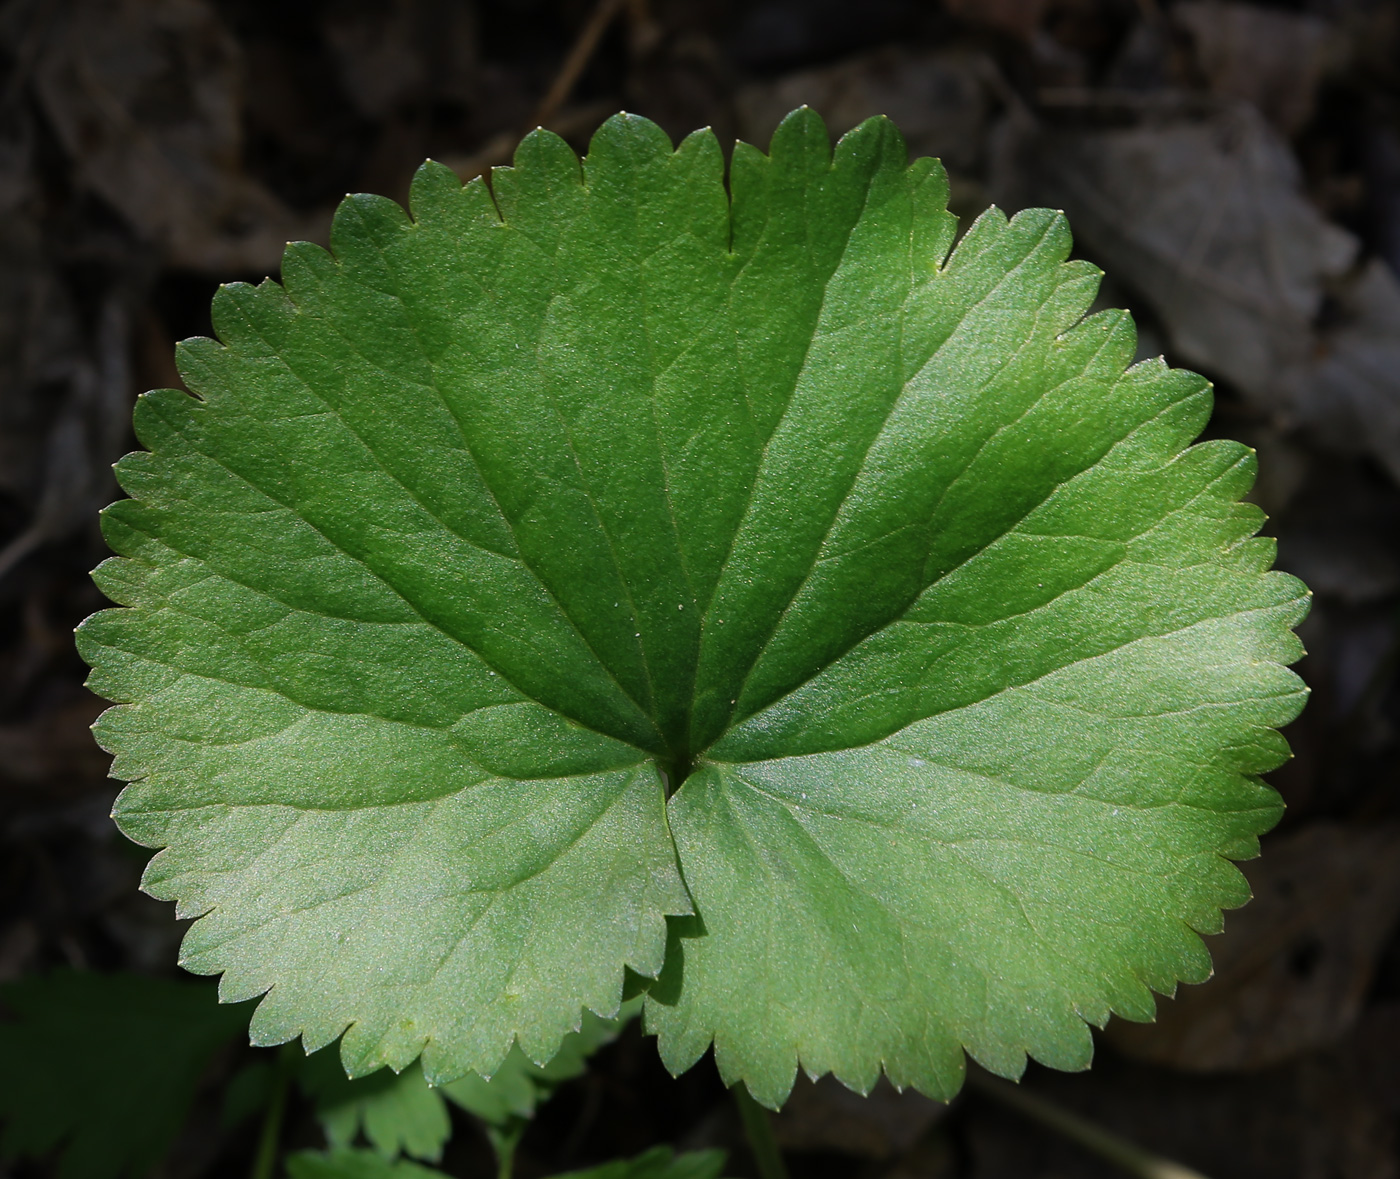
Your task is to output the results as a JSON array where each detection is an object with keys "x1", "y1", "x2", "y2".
[
  {"x1": 677, "y1": 157, "x2": 895, "y2": 755},
  {"x1": 239, "y1": 192, "x2": 1079, "y2": 774}
]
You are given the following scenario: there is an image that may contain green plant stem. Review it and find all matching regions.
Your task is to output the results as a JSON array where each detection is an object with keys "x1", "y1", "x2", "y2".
[
  {"x1": 248, "y1": 1059, "x2": 291, "y2": 1179},
  {"x1": 966, "y1": 1069, "x2": 1209, "y2": 1179},
  {"x1": 732, "y1": 1083, "x2": 789, "y2": 1179},
  {"x1": 486, "y1": 1122, "x2": 526, "y2": 1179}
]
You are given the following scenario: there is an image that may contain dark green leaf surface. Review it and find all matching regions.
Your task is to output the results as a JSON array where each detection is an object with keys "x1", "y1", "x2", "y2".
[
  {"x1": 0, "y1": 973, "x2": 248, "y2": 1179},
  {"x1": 551, "y1": 1147, "x2": 727, "y2": 1179},
  {"x1": 286, "y1": 1149, "x2": 450, "y2": 1179},
  {"x1": 286, "y1": 1146, "x2": 724, "y2": 1179},
  {"x1": 80, "y1": 108, "x2": 1308, "y2": 1107}
]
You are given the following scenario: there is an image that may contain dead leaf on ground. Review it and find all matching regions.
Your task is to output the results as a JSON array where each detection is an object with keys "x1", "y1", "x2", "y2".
[
  {"x1": 990, "y1": 99, "x2": 1400, "y2": 484},
  {"x1": 736, "y1": 48, "x2": 997, "y2": 212},
  {"x1": 1282, "y1": 259, "x2": 1400, "y2": 486},
  {"x1": 1173, "y1": 2, "x2": 1335, "y2": 135},
  {"x1": 972, "y1": 1005, "x2": 1400, "y2": 1179},
  {"x1": 30, "y1": 0, "x2": 324, "y2": 272},
  {"x1": 993, "y1": 100, "x2": 1357, "y2": 397},
  {"x1": 1107, "y1": 823, "x2": 1400, "y2": 1072}
]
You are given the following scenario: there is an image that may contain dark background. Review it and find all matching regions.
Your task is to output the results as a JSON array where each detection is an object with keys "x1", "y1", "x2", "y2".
[{"x1": 2, "y1": 0, "x2": 1400, "y2": 1176}]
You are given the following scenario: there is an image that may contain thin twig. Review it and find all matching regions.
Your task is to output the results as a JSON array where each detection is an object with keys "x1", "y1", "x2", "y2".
[
  {"x1": 966, "y1": 1069, "x2": 1211, "y2": 1179},
  {"x1": 531, "y1": 0, "x2": 628, "y2": 128},
  {"x1": 732, "y1": 1083, "x2": 789, "y2": 1179}
]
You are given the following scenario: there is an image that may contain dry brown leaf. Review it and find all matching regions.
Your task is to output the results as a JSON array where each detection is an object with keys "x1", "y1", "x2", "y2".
[
  {"x1": 1283, "y1": 259, "x2": 1400, "y2": 485},
  {"x1": 1173, "y1": 2, "x2": 1334, "y2": 135},
  {"x1": 993, "y1": 101, "x2": 1357, "y2": 397},
  {"x1": 971, "y1": 1007, "x2": 1400, "y2": 1179},
  {"x1": 992, "y1": 97, "x2": 1400, "y2": 485},
  {"x1": 1108, "y1": 823, "x2": 1400, "y2": 1072},
  {"x1": 736, "y1": 48, "x2": 996, "y2": 179}
]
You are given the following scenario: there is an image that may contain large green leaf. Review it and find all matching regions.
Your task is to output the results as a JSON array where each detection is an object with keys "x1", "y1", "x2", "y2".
[
  {"x1": 0, "y1": 973, "x2": 248, "y2": 1179},
  {"x1": 79, "y1": 107, "x2": 1307, "y2": 1108}
]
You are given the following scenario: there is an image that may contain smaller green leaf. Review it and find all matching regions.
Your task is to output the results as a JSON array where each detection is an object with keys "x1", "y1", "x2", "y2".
[
  {"x1": 296, "y1": 997, "x2": 640, "y2": 1167},
  {"x1": 437, "y1": 1058, "x2": 535, "y2": 1128},
  {"x1": 284, "y1": 1145, "x2": 725, "y2": 1179},
  {"x1": 300, "y1": 1057, "x2": 451, "y2": 1163},
  {"x1": 552, "y1": 1147, "x2": 728, "y2": 1179},
  {"x1": 442, "y1": 999, "x2": 640, "y2": 1126},
  {"x1": 0, "y1": 972, "x2": 248, "y2": 1179},
  {"x1": 285, "y1": 1148, "x2": 450, "y2": 1179}
]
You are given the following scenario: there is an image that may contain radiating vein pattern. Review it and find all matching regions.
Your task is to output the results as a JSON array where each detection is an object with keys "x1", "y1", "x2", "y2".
[{"x1": 80, "y1": 108, "x2": 1308, "y2": 1103}]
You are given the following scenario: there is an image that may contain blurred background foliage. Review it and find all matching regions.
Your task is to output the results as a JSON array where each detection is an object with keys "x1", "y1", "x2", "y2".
[{"x1": 1, "y1": 0, "x2": 1400, "y2": 1176}]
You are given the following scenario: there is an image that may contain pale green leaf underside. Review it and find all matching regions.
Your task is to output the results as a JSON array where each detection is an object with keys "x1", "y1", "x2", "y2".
[{"x1": 79, "y1": 108, "x2": 1307, "y2": 1108}]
